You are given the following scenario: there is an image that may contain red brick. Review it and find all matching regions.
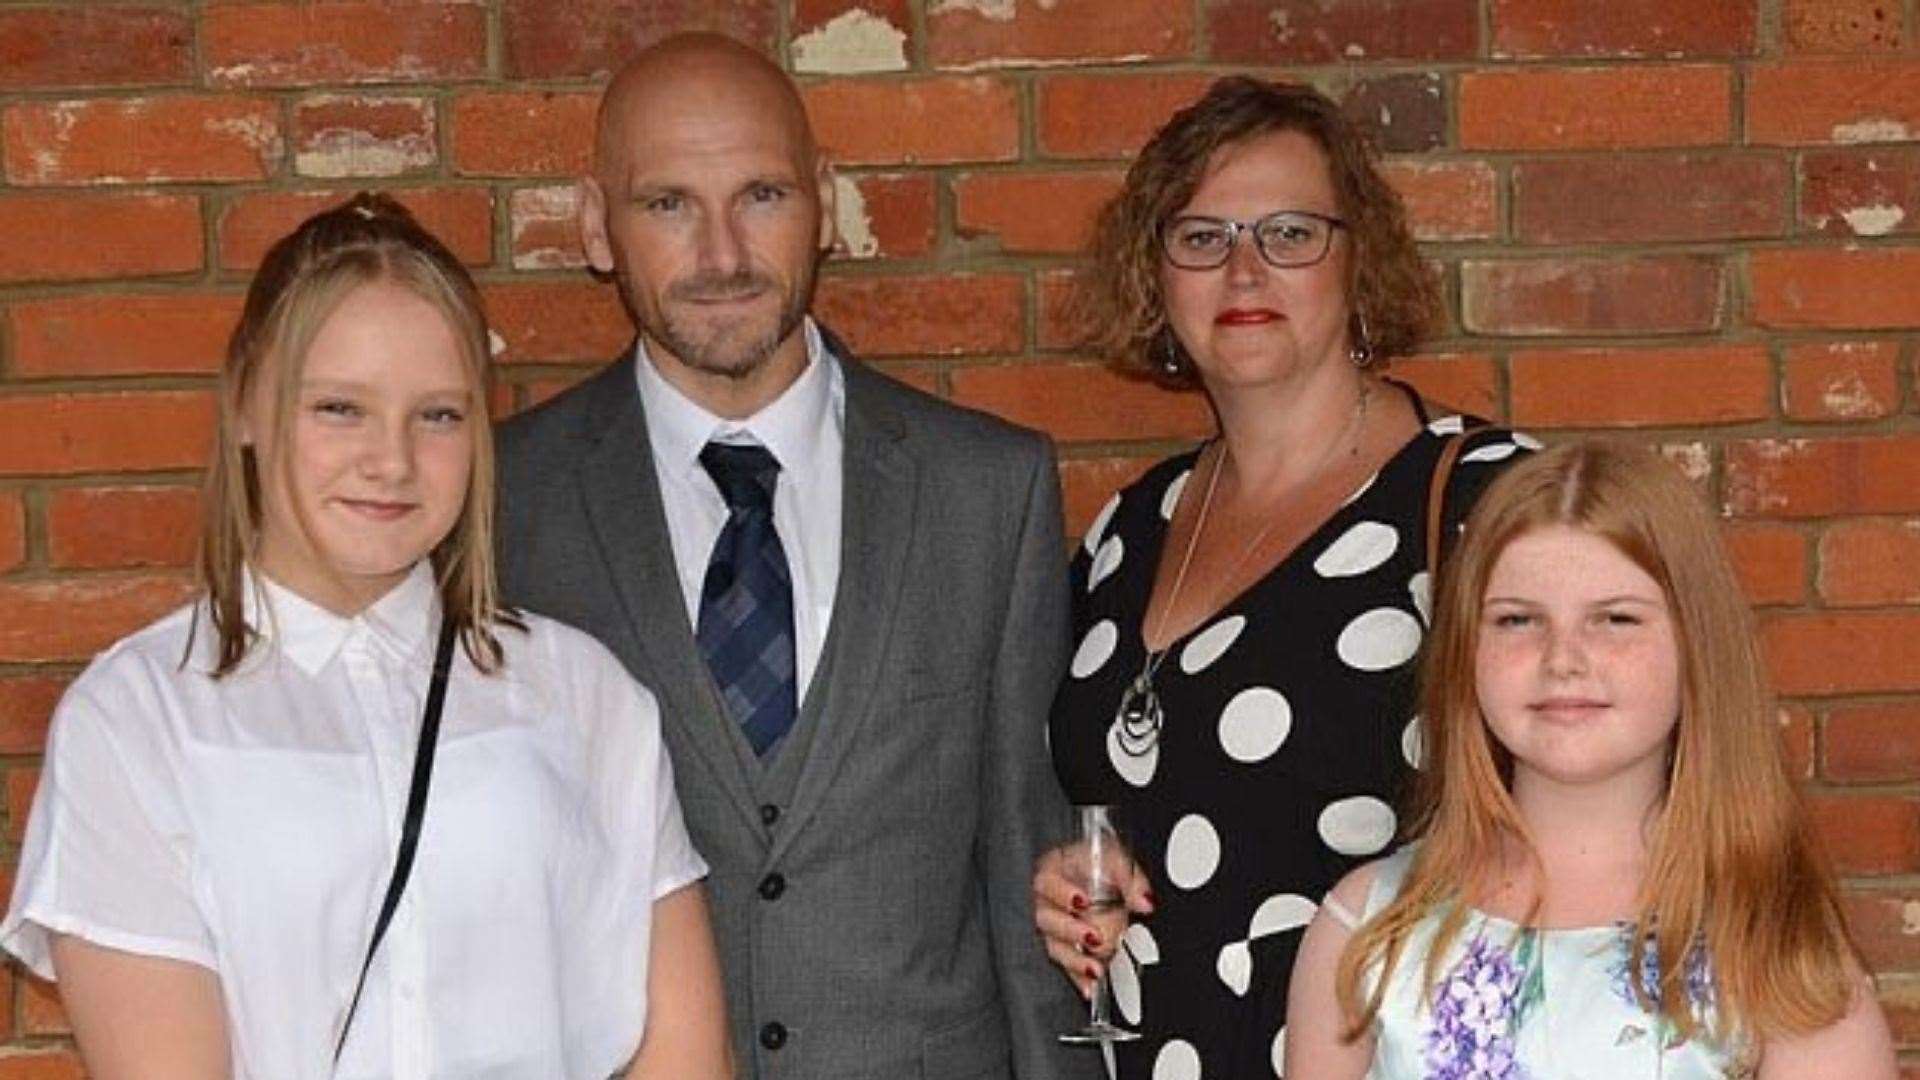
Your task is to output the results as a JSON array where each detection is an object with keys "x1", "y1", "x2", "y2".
[
  {"x1": 1060, "y1": 455, "x2": 1158, "y2": 546},
  {"x1": 928, "y1": 0, "x2": 1191, "y2": 69},
  {"x1": 1726, "y1": 436, "x2": 1920, "y2": 518},
  {"x1": 1750, "y1": 248, "x2": 1920, "y2": 330},
  {"x1": 4, "y1": 95, "x2": 280, "y2": 186},
  {"x1": 1819, "y1": 518, "x2": 1920, "y2": 607},
  {"x1": 1512, "y1": 154, "x2": 1788, "y2": 244},
  {"x1": 17, "y1": 974, "x2": 67, "y2": 1036},
  {"x1": 1750, "y1": 59, "x2": 1920, "y2": 147},
  {"x1": 501, "y1": 0, "x2": 777, "y2": 79},
  {"x1": 219, "y1": 187, "x2": 493, "y2": 270},
  {"x1": 8, "y1": 293, "x2": 242, "y2": 379},
  {"x1": 0, "y1": 1050, "x2": 83, "y2": 1080},
  {"x1": 0, "y1": 391, "x2": 215, "y2": 477},
  {"x1": 0, "y1": 491, "x2": 22, "y2": 574},
  {"x1": 509, "y1": 185, "x2": 585, "y2": 271},
  {"x1": 514, "y1": 373, "x2": 594, "y2": 412},
  {"x1": 806, "y1": 77, "x2": 1020, "y2": 167},
  {"x1": 0, "y1": 676, "x2": 64, "y2": 756},
  {"x1": 1764, "y1": 611, "x2": 1920, "y2": 696},
  {"x1": 792, "y1": 0, "x2": 912, "y2": 75},
  {"x1": 1808, "y1": 794, "x2": 1920, "y2": 875},
  {"x1": 0, "y1": 7, "x2": 191, "y2": 90},
  {"x1": 1460, "y1": 65, "x2": 1732, "y2": 150},
  {"x1": 48, "y1": 486, "x2": 200, "y2": 571},
  {"x1": 1721, "y1": 520, "x2": 1808, "y2": 607},
  {"x1": 1384, "y1": 161, "x2": 1498, "y2": 242},
  {"x1": 293, "y1": 95, "x2": 435, "y2": 179},
  {"x1": 1509, "y1": 345, "x2": 1769, "y2": 428},
  {"x1": 1784, "y1": 0, "x2": 1905, "y2": 53},
  {"x1": 0, "y1": 575, "x2": 196, "y2": 664},
  {"x1": 1839, "y1": 889, "x2": 1920, "y2": 973},
  {"x1": 829, "y1": 173, "x2": 936, "y2": 260},
  {"x1": 203, "y1": 1, "x2": 487, "y2": 87},
  {"x1": 1037, "y1": 268, "x2": 1093, "y2": 353},
  {"x1": 1207, "y1": 0, "x2": 1475, "y2": 64},
  {"x1": 483, "y1": 282, "x2": 632, "y2": 365},
  {"x1": 949, "y1": 361, "x2": 1213, "y2": 444},
  {"x1": 1341, "y1": 73, "x2": 1448, "y2": 155},
  {"x1": 1827, "y1": 703, "x2": 1920, "y2": 784},
  {"x1": 1462, "y1": 256, "x2": 1724, "y2": 336},
  {"x1": 1388, "y1": 353, "x2": 1500, "y2": 419},
  {"x1": 866, "y1": 362, "x2": 941, "y2": 398},
  {"x1": 1782, "y1": 340, "x2": 1903, "y2": 422},
  {"x1": 0, "y1": 193, "x2": 199, "y2": 284},
  {"x1": 1037, "y1": 73, "x2": 1216, "y2": 160},
  {"x1": 1801, "y1": 149, "x2": 1920, "y2": 238},
  {"x1": 449, "y1": 91, "x2": 597, "y2": 178},
  {"x1": 1491, "y1": 0, "x2": 1757, "y2": 58},
  {"x1": 5, "y1": 767, "x2": 35, "y2": 844},
  {"x1": 814, "y1": 273, "x2": 1024, "y2": 357},
  {"x1": 953, "y1": 170, "x2": 1121, "y2": 255}
]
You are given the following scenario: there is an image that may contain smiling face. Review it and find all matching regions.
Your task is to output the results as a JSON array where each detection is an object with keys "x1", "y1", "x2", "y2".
[
  {"x1": 1474, "y1": 524, "x2": 1684, "y2": 803},
  {"x1": 247, "y1": 280, "x2": 476, "y2": 614},
  {"x1": 581, "y1": 47, "x2": 833, "y2": 410},
  {"x1": 1158, "y1": 128, "x2": 1352, "y2": 394}
]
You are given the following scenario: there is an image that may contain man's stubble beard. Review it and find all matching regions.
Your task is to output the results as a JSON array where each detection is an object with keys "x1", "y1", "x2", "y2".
[{"x1": 628, "y1": 266, "x2": 816, "y2": 382}]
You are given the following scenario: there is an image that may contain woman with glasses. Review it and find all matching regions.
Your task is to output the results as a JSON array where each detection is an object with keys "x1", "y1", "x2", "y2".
[{"x1": 1033, "y1": 77, "x2": 1533, "y2": 1078}]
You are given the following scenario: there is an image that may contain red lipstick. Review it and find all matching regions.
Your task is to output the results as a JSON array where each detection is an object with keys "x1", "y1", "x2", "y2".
[{"x1": 1214, "y1": 308, "x2": 1282, "y2": 326}]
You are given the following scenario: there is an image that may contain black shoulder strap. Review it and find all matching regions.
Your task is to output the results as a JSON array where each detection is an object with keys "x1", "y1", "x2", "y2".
[{"x1": 333, "y1": 617, "x2": 459, "y2": 1067}]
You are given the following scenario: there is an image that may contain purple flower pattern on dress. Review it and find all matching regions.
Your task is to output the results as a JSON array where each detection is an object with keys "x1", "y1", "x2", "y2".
[
  {"x1": 1420, "y1": 933, "x2": 1533, "y2": 1080},
  {"x1": 1608, "y1": 924, "x2": 1715, "y2": 1049}
]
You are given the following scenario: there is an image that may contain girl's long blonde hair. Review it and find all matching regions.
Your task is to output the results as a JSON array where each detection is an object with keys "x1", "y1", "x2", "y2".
[
  {"x1": 196, "y1": 192, "x2": 513, "y2": 676},
  {"x1": 1337, "y1": 441, "x2": 1855, "y2": 1045}
]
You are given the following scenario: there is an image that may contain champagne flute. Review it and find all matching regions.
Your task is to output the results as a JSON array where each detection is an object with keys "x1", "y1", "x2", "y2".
[{"x1": 1058, "y1": 804, "x2": 1141, "y2": 1044}]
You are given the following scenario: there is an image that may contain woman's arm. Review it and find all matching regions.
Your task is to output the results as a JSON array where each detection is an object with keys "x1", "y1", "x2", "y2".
[
  {"x1": 625, "y1": 883, "x2": 732, "y2": 1080},
  {"x1": 1283, "y1": 865, "x2": 1377, "y2": 1080},
  {"x1": 1757, "y1": 970, "x2": 1898, "y2": 1080},
  {"x1": 50, "y1": 934, "x2": 230, "y2": 1080}
]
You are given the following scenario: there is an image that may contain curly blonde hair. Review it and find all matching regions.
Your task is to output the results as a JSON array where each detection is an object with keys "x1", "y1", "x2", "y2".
[{"x1": 1080, "y1": 76, "x2": 1437, "y2": 386}]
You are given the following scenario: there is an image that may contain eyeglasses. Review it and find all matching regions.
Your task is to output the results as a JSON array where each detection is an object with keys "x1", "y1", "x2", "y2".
[{"x1": 1160, "y1": 210, "x2": 1348, "y2": 270}]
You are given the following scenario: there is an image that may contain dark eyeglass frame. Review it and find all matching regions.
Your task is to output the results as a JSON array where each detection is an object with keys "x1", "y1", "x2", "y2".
[{"x1": 1159, "y1": 209, "x2": 1349, "y2": 271}]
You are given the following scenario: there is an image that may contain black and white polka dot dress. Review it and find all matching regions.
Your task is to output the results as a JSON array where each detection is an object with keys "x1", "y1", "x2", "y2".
[{"x1": 1050, "y1": 405, "x2": 1533, "y2": 1080}]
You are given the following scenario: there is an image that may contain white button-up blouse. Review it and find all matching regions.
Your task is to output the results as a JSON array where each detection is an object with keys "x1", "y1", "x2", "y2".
[{"x1": 2, "y1": 563, "x2": 707, "y2": 1079}]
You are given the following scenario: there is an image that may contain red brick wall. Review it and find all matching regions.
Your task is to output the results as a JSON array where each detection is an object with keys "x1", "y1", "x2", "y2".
[{"x1": 0, "y1": 0, "x2": 1917, "y2": 1070}]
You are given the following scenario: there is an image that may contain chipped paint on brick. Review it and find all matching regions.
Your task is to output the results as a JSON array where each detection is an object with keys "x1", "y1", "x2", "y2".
[
  {"x1": 510, "y1": 185, "x2": 585, "y2": 270},
  {"x1": 793, "y1": 9, "x2": 909, "y2": 74},
  {"x1": 931, "y1": 0, "x2": 1019, "y2": 19},
  {"x1": 832, "y1": 174, "x2": 879, "y2": 259},
  {"x1": 1840, "y1": 203, "x2": 1906, "y2": 236},
  {"x1": 1832, "y1": 118, "x2": 1912, "y2": 144}
]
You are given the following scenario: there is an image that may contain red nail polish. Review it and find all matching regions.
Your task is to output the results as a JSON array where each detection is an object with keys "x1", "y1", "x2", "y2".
[
  {"x1": 1083, "y1": 930, "x2": 1101, "y2": 950},
  {"x1": 1070, "y1": 893, "x2": 1088, "y2": 912}
]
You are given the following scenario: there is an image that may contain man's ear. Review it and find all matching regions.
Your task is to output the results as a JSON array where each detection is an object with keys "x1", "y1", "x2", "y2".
[
  {"x1": 814, "y1": 157, "x2": 838, "y2": 255},
  {"x1": 578, "y1": 175, "x2": 617, "y2": 274}
]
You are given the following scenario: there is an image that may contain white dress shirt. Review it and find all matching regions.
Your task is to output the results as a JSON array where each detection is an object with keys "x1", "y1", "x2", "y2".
[
  {"x1": 2, "y1": 562, "x2": 706, "y2": 1079},
  {"x1": 634, "y1": 318, "x2": 844, "y2": 702}
]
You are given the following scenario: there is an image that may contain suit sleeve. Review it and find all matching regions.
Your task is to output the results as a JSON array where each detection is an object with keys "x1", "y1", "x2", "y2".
[{"x1": 981, "y1": 436, "x2": 1107, "y2": 1080}]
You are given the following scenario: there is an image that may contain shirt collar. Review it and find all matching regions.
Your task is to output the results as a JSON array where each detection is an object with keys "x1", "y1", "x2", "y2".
[
  {"x1": 633, "y1": 318, "x2": 834, "y2": 479},
  {"x1": 243, "y1": 561, "x2": 441, "y2": 676}
]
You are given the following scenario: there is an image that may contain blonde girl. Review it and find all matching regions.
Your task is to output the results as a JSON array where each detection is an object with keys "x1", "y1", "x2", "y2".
[{"x1": 1285, "y1": 440, "x2": 1894, "y2": 1078}]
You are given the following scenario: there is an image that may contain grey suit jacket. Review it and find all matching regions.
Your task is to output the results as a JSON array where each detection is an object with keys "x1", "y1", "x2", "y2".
[{"x1": 495, "y1": 341, "x2": 1101, "y2": 1080}]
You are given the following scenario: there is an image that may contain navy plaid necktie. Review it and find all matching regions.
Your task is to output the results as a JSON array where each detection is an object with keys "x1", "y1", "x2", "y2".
[{"x1": 695, "y1": 442, "x2": 797, "y2": 756}]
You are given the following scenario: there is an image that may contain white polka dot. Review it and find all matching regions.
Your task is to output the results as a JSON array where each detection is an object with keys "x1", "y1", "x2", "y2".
[
  {"x1": 1180, "y1": 615, "x2": 1246, "y2": 674},
  {"x1": 1166, "y1": 813, "x2": 1222, "y2": 890},
  {"x1": 1428, "y1": 414, "x2": 1465, "y2": 436},
  {"x1": 1216, "y1": 940, "x2": 1252, "y2": 997},
  {"x1": 1071, "y1": 620, "x2": 1118, "y2": 679},
  {"x1": 1153, "y1": 1039, "x2": 1202, "y2": 1080},
  {"x1": 1271, "y1": 1026, "x2": 1286, "y2": 1076},
  {"x1": 1408, "y1": 571, "x2": 1432, "y2": 625},
  {"x1": 1342, "y1": 470, "x2": 1378, "y2": 507},
  {"x1": 1107, "y1": 718, "x2": 1158, "y2": 788},
  {"x1": 1089, "y1": 534, "x2": 1125, "y2": 592},
  {"x1": 1084, "y1": 493, "x2": 1120, "y2": 556},
  {"x1": 1402, "y1": 717, "x2": 1424, "y2": 769},
  {"x1": 1336, "y1": 607, "x2": 1422, "y2": 671},
  {"x1": 1248, "y1": 893, "x2": 1318, "y2": 939},
  {"x1": 1514, "y1": 430, "x2": 1544, "y2": 450},
  {"x1": 1160, "y1": 468, "x2": 1191, "y2": 521},
  {"x1": 1123, "y1": 921, "x2": 1160, "y2": 964},
  {"x1": 1313, "y1": 520, "x2": 1399, "y2": 578},
  {"x1": 1110, "y1": 940, "x2": 1142, "y2": 1024},
  {"x1": 1318, "y1": 796, "x2": 1398, "y2": 856},
  {"x1": 1462, "y1": 441, "x2": 1518, "y2": 464},
  {"x1": 1218, "y1": 687, "x2": 1293, "y2": 763}
]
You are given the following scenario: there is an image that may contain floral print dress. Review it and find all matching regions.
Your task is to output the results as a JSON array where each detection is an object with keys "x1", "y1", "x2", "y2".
[{"x1": 1360, "y1": 847, "x2": 1755, "y2": 1080}]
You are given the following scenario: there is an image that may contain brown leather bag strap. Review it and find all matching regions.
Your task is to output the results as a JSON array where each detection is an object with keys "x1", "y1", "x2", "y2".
[{"x1": 1426, "y1": 431, "x2": 1472, "y2": 578}]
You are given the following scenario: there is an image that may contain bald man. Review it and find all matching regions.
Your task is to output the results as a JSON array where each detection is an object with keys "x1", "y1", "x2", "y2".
[{"x1": 495, "y1": 34, "x2": 1099, "y2": 1080}]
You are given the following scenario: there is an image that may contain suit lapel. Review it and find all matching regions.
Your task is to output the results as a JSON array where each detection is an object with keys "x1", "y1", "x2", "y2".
[
  {"x1": 769, "y1": 360, "x2": 917, "y2": 863},
  {"x1": 574, "y1": 360, "x2": 764, "y2": 833}
]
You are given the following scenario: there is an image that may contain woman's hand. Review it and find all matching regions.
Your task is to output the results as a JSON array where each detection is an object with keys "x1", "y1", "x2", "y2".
[{"x1": 1032, "y1": 841, "x2": 1154, "y2": 999}]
